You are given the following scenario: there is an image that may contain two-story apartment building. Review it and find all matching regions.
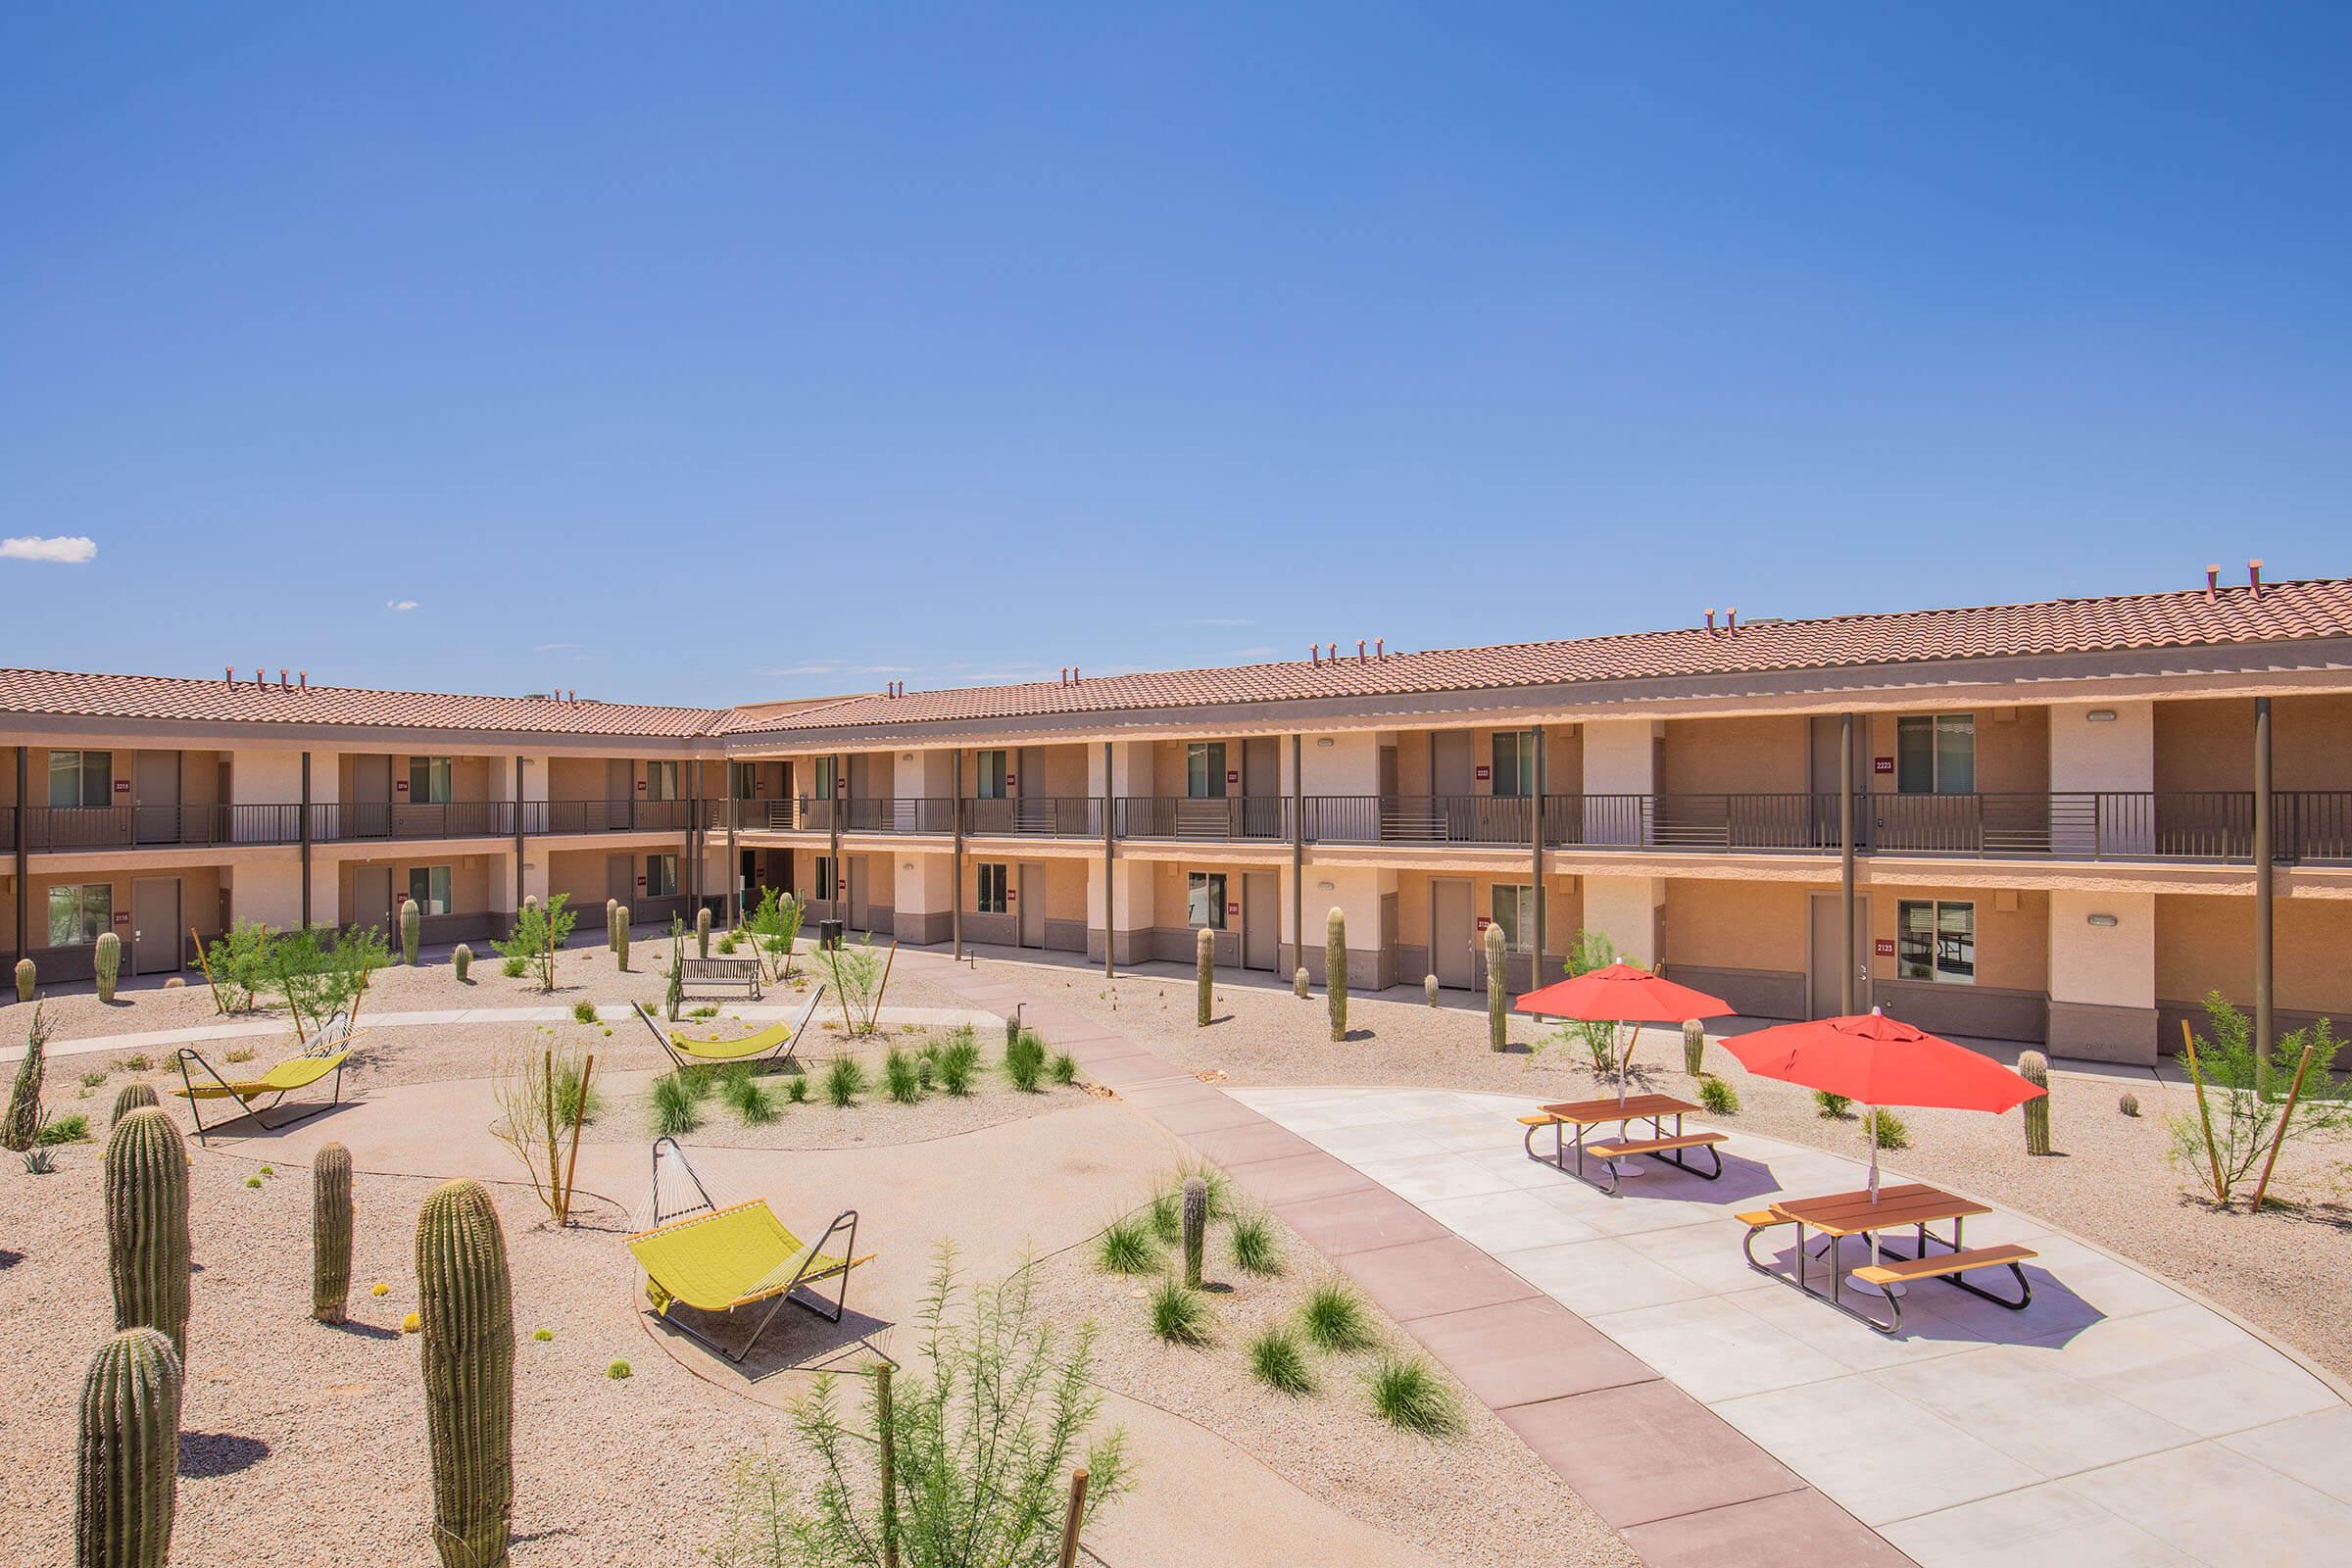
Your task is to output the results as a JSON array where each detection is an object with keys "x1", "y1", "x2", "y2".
[{"x1": 5, "y1": 569, "x2": 2347, "y2": 1066}]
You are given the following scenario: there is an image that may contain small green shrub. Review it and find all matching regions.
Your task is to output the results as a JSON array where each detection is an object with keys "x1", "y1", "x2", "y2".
[
  {"x1": 1229, "y1": 1208, "x2": 1283, "y2": 1277},
  {"x1": 607, "y1": 1359, "x2": 631, "y2": 1380},
  {"x1": 1004, "y1": 1029, "x2": 1047, "y2": 1093},
  {"x1": 687, "y1": 1004, "x2": 718, "y2": 1020},
  {"x1": 224, "y1": 1047, "x2": 255, "y2": 1064},
  {"x1": 785, "y1": 1075, "x2": 811, "y2": 1104},
  {"x1": 501, "y1": 956, "x2": 529, "y2": 979},
  {"x1": 650, "y1": 1072, "x2": 702, "y2": 1137},
  {"x1": 259, "y1": 1163, "x2": 274, "y2": 1176},
  {"x1": 553, "y1": 1056, "x2": 600, "y2": 1125},
  {"x1": 714, "y1": 931, "x2": 739, "y2": 955},
  {"x1": 246, "y1": 1175, "x2": 263, "y2": 1190},
  {"x1": 1146, "y1": 1187, "x2": 1183, "y2": 1246},
  {"x1": 1814, "y1": 1090, "x2": 1853, "y2": 1119},
  {"x1": 35, "y1": 1112, "x2": 89, "y2": 1145},
  {"x1": 2119, "y1": 1091, "x2": 2141, "y2": 1117},
  {"x1": 1049, "y1": 1052, "x2": 1078, "y2": 1086},
  {"x1": 1149, "y1": 1278, "x2": 1211, "y2": 1346},
  {"x1": 79, "y1": 1069, "x2": 107, "y2": 1089},
  {"x1": 1698, "y1": 1077, "x2": 1740, "y2": 1115},
  {"x1": 572, "y1": 1002, "x2": 599, "y2": 1025},
  {"x1": 1300, "y1": 1278, "x2": 1376, "y2": 1353},
  {"x1": 825, "y1": 1056, "x2": 865, "y2": 1107},
  {"x1": 1866, "y1": 1107, "x2": 1910, "y2": 1150},
  {"x1": 122, "y1": 1054, "x2": 152, "y2": 1072},
  {"x1": 532, "y1": 1328, "x2": 554, "y2": 1343},
  {"x1": 936, "y1": 1034, "x2": 980, "y2": 1097},
  {"x1": 883, "y1": 1047, "x2": 922, "y2": 1104},
  {"x1": 1095, "y1": 1213, "x2": 1159, "y2": 1275},
  {"x1": 1249, "y1": 1327, "x2": 1315, "y2": 1395},
  {"x1": 721, "y1": 1069, "x2": 778, "y2": 1125},
  {"x1": 1366, "y1": 1354, "x2": 1461, "y2": 1436}
]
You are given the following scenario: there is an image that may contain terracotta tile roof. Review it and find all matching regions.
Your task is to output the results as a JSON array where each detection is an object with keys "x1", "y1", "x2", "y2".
[
  {"x1": 0, "y1": 667, "x2": 733, "y2": 738},
  {"x1": 721, "y1": 576, "x2": 2352, "y2": 737}
]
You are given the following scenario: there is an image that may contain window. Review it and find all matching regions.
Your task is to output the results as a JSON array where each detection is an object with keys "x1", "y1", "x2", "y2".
[
  {"x1": 1186, "y1": 742, "x2": 1228, "y2": 799},
  {"x1": 407, "y1": 865, "x2": 453, "y2": 916},
  {"x1": 646, "y1": 762, "x2": 681, "y2": 802},
  {"x1": 48, "y1": 750, "x2": 113, "y2": 808},
  {"x1": 812, "y1": 758, "x2": 839, "y2": 800},
  {"x1": 976, "y1": 862, "x2": 1009, "y2": 914},
  {"x1": 408, "y1": 756, "x2": 453, "y2": 805},
  {"x1": 1490, "y1": 732, "x2": 1537, "y2": 799},
  {"x1": 974, "y1": 751, "x2": 1009, "y2": 800},
  {"x1": 1489, "y1": 884, "x2": 1535, "y2": 953},
  {"x1": 47, "y1": 883, "x2": 113, "y2": 947},
  {"x1": 1896, "y1": 900, "x2": 1976, "y2": 984},
  {"x1": 815, "y1": 856, "x2": 839, "y2": 901},
  {"x1": 1187, "y1": 871, "x2": 1228, "y2": 929},
  {"x1": 646, "y1": 855, "x2": 679, "y2": 898},
  {"x1": 730, "y1": 762, "x2": 760, "y2": 800},
  {"x1": 1896, "y1": 715, "x2": 1975, "y2": 795}
]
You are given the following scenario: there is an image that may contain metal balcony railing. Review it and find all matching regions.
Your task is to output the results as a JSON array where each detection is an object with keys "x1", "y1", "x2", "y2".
[
  {"x1": 965, "y1": 797, "x2": 1103, "y2": 837},
  {"x1": 20, "y1": 804, "x2": 308, "y2": 850},
  {"x1": 1113, "y1": 796, "x2": 1289, "y2": 840},
  {"x1": 310, "y1": 801, "x2": 517, "y2": 842}
]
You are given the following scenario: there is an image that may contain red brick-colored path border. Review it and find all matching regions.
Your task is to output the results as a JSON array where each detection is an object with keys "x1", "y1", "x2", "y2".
[{"x1": 902, "y1": 953, "x2": 1911, "y2": 1567}]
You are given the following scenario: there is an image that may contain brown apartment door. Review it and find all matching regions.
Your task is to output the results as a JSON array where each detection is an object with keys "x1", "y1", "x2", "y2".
[
  {"x1": 354, "y1": 755, "x2": 393, "y2": 840},
  {"x1": 1242, "y1": 738, "x2": 1280, "y2": 839},
  {"x1": 607, "y1": 760, "x2": 634, "y2": 831},
  {"x1": 133, "y1": 752, "x2": 180, "y2": 845},
  {"x1": 1432, "y1": 879, "x2": 1474, "y2": 989},
  {"x1": 848, "y1": 857, "x2": 869, "y2": 930},
  {"x1": 1015, "y1": 748, "x2": 1048, "y2": 832},
  {"x1": 607, "y1": 855, "x2": 635, "y2": 914},
  {"x1": 1433, "y1": 731, "x2": 1473, "y2": 796},
  {"x1": 130, "y1": 877, "x2": 179, "y2": 975},
  {"x1": 1018, "y1": 862, "x2": 1047, "y2": 948},
  {"x1": 1243, "y1": 872, "x2": 1277, "y2": 970},
  {"x1": 354, "y1": 865, "x2": 395, "y2": 938},
  {"x1": 1808, "y1": 892, "x2": 1870, "y2": 1019}
]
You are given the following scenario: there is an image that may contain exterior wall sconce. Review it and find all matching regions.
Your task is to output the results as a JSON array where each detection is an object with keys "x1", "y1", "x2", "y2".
[
  {"x1": 1316, "y1": 737, "x2": 1335, "y2": 747},
  {"x1": 2086, "y1": 913, "x2": 2119, "y2": 927},
  {"x1": 1316, "y1": 880, "x2": 1335, "y2": 892},
  {"x1": 2086, "y1": 710, "x2": 2118, "y2": 722}
]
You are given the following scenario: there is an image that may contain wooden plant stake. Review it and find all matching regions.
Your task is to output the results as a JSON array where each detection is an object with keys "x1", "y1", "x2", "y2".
[
  {"x1": 560, "y1": 1054, "x2": 594, "y2": 1225},
  {"x1": 2180, "y1": 1019, "x2": 2230, "y2": 1205},
  {"x1": 189, "y1": 925, "x2": 226, "y2": 1014},
  {"x1": 868, "y1": 941, "x2": 901, "y2": 1033},
  {"x1": 542, "y1": 1048, "x2": 563, "y2": 1223},
  {"x1": 2249, "y1": 1040, "x2": 2319, "y2": 1214},
  {"x1": 1056, "y1": 1467, "x2": 1089, "y2": 1568},
  {"x1": 876, "y1": 1362, "x2": 899, "y2": 1568}
]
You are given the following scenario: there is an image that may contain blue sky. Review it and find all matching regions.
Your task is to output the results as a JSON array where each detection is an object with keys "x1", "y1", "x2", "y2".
[{"x1": 2, "y1": 5, "x2": 2345, "y2": 707}]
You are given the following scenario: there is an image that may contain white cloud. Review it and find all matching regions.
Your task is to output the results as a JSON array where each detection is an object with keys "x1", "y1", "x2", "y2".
[
  {"x1": 532, "y1": 641, "x2": 581, "y2": 654},
  {"x1": 0, "y1": 534, "x2": 98, "y2": 564},
  {"x1": 1226, "y1": 646, "x2": 1277, "y2": 662},
  {"x1": 851, "y1": 663, "x2": 912, "y2": 675},
  {"x1": 386, "y1": 599, "x2": 419, "y2": 612},
  {"x1": 1179, "y1": 616, "x2": 1253, "y2": 627},
  {"x1": 761, "y1": 663, "x2": 838, "y2": 677}
]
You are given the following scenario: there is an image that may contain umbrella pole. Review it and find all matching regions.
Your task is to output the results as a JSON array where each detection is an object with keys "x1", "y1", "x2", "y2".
[
  {"x1": 1618, "y1": 1023, "x2": 1639, "y2": 1108},
  {"x1": 1854, "y1": 1102, "x2": 1901, "y2": 1298}
]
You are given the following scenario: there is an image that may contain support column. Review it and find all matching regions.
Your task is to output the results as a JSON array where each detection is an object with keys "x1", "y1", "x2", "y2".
[
  {"x1": 951, "y1": 751, "x2": 964, "y2": 959},
  {"x1": 299, "y1": 752, "x2": 314, "y2": 927},
  {"x1": 1531, "y1": 724, "x2": 1547, "y2": 966},
  {"x1": 828, "y1": 753, "x2": 844, "y2": 917},
  {"x1": 1102, "y1": 742, "x2": 1115, "y2": 978},
  {"x1": 2255, "y1": 696, "x2": 2274, "y2": 1056},
  {"x1": 14, "y1": 746, "x2": 27, "y2": 964},
  {"x1": 726, "y1": 769, "x2": 740, "y2": 929},
  {"x1": 1291, "y1": 733, "x2": 1304, "y2": 975},
  {"x1": 512, "y1": 757, "x2": 526, "y2": 915},
  {"x1": 1839, "y1": 710, "x2": 1856, "y2": 1016},
  {"x1": 686, "y1": 759, "x2": 703, "y2": 913}
]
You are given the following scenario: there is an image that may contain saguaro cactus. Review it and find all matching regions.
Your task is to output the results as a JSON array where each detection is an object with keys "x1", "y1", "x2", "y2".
[
  {"x1": 1683, "y1": 1019, "x2": 1706, "y2": 1075},
  {"x1": 1426, "y1": 974, "x2": 1440, "y2": 1007},
  {"x1": 14, "y1": 956, "x2": 33, "y2": 1002},
  {"x1": 1326, "y1": 907, "x2": 1348, "y2": 1042},
  {"x1": 612, "y1": 908, "x2": 630, "y2": 970},
  {"x1": 606, "y1": 899, "x2": 619, "y2": 951},
  {"x1": 111, "y1": 1083, "x2": 160, "y2": 1128},
  {"x1": 74, "y1": 1326, "x2": 182, "y2": 1568},
  {"x1": 2018, "y1": 1050, "x2": 2051, "y2": 1155},
  {"x1": 416, "y1": 1179, "x2": 515, "y2": 1568},
  {"x1": 95, "y1": 931, "x2": 122, "y2": 1004},
  {"x1": 313, "y1": 1143, "x2": 354, "y2": 1324},
  {"x1": 696, "y1": 906, "x2": 712, "y2": 958},
  {"x1": 400, "y1": 899, "x2": 421, "y2": 965},
  {"x1": 1181, "y1": 1175, "x2": 1207, "y2": 1289},
  {"x1": 3, "y1": 1007, "x2": 44, "y2": 1152},
  {"x1": 105, "y1": 1109, "x2": 191, "y2": 1362},
  {"x1": 1196, "y1": 927, "x2": 1214, "y2": 1027},
  {"x1": 1485, "y1": 922, "x2": 1508, "y2": 1052},
  {"x1": 452, "y1": 944, "x2": 472, "y2": 982},
  {"x1": 1293, "y1": 967, "x2": 1308, "y2": 1001}
]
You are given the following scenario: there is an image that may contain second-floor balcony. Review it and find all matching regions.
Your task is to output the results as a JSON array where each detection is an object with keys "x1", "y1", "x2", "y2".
[{"x1": 8, "y1": 797, "x2": 709, "y2": 851}]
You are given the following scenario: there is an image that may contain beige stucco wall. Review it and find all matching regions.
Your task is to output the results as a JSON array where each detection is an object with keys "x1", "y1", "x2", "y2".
[
  {"x1": 1663, "y1": 716, "x2": 1810, "y2": 796},
  {"x1": 2155, "y1": 694, "x2": 2352, "y2": 791},
  {"x1": 2154, "y1": 894, "x2": 2352, "y2": 1016},
  {"x1": 3, "y1": 865, "x2": 225, "y2": 954},
  {"x1": 2046, "y1": 701, "x2": 2155, "y2": 793},
  {"x1": 2046, "y1": 889, "x2": 2156, "y2": 1008},
  {"x1": 1583, "y1": 873, "x2": 1665, "y2": 965},
  {"x1": 1662, "y1": 877, "x2": 1813, "y2": 972},
  {"x1": 1582, "y1": 720, "x2": 1659, "y2": 797}
]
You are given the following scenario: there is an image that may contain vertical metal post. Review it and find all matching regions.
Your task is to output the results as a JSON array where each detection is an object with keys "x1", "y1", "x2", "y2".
[
  {"x1": 1531, "y1": 725, "x2": 1546, "y2": 972},
  {"x1": 300, "y1": 752, "x2": 314, "y2": 927},
  {"x1": 829, "y1": 753, "x2": 844, "y2": 919},
  {"x1": 1291, "y1": 733, "x2": 1304, "y2": 977},
  {"x1": 2254, "y1": 696, "x2": 2274, "y2": 1057},
  {"x1": 686, "y1": 758, "x2": 702, "y2": 916},
  {"x1": 952, "y1": 751, "x2": 964, "y2": 959},
  {"x1": 512, "y1": 756, "x2": 525, "y2": 926},
  {"x1": 1102, "y1": 741, "x2": 1115, "y2": 977},
  {"x1": 1839, "y1": 711, "x2": 1857, "y2": 1017},
  {"x1": 14, "y1": 746, "x2": 27, "y2": 963},
  {"x1": 726, "y1": 760, "x2": 740, "y2": 930}
]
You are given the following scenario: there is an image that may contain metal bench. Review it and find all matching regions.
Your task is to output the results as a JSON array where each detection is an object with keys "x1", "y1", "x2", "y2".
[{"x1": 677, "y1": 956, "x2": 762, "y2": 1000}]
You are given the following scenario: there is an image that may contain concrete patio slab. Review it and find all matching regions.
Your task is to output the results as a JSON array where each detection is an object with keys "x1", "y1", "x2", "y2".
[
  {"x1": 2216, "y1": 1404, "x2": 2352, "y2": 1503},
  {"x1": 1221, "y1": 1151, "x2": 1377, "y2": 1207},
  {"x1": 1270, "y1": 1184, "x2": 1451, "y2": 1255},
  {"x1": 1403, "y1": 1296, "x2": 1655, "y2": 1408},
  {"x1": 1336, "y1": 1234, "x2": 1542, "y2": 1323},
  {"x1": 1626, "y1": 1485, "x2": 1921, "y2": 1568},
  {"x1": 1869, "y1": 1344, "x2": 2198, "y2": 1476},
  {"x1": 1878, "y1": 1481, "x2": 2197, "y2": 1567},
  {"x1": 1713, "y1": 1374, "x2": 2042, "y2": 1526},
  {"x1": 1496, "y1": 1380, "x2": 1806, "y2": 1529},
  {"x1": 2062, "y1": 1442, "x2": 2352, "y2": 1567}
]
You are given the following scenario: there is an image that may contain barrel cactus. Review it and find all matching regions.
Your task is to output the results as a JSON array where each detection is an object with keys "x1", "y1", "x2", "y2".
[
  {"x1": 313, "y1": 1143, "x2": 354, "y2": 1324},
  {"x1": 1181, "y1": 1175, "x2": 1207, "y2": 1289},
  {"x1": 3, "y1": 1008, "x2": 44, "y2": 1152},
  {"x1": 95, "y1": 931, "x2": 122, "y2": 1004},
  {"x1": 111, "y1": 1083, "x2": 160, "y2": 1128},
  {"x1": 416, "y1": 1179, "x2": 514, "y2": 1568},
  {"x1": 1485, "y1": 922, "x2": 1508, "y2": 1052},
  {"x1": 14, "y1": 956, "x2": 32, "y2": 1002},
  {"x1": 1195, "y1": 927, "x2": 1214, "y2": 1027},
  {"x1": 74, "y1": 1326, "x2": 181, "y2": 1568},
  {"x1": 452, "y1": 943, "x2": 472, "y2": 982},
  {"x1": 1425, "y1": 974, "x2": 1439, "y2": 1007},
  {"x1": 696, "y1": 906, "x2": 711, "y2": 958},
  {"x1": 1293, "y1": 967, "x2": 1308, "y2": 1001},
  {"x1": 612, "y1": 907, "x2": 630, "y2": 970},
  {"x1": 400, "y1": 899, "x2": 421, "y2": 964},
  {"x1": 105, "y1": 1109, "x2": 191, "y2": 1361},
  {"x1": 2018, "y1": 1050, "x2": 2051, "y2": 1155},
  {"x1": 2119, "y1": 1091, "x2": 2140, "y2": 1117},
  {"x1": 1683, "y1": 1019, "x2": 1706, "y2": 1075},
  {"x1": 1326, "y1": 907, "x2": 1348, "y2": 1042}
]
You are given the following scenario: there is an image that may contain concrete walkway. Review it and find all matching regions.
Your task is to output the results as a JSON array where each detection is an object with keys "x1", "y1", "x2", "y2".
[{"x1": 1233, "y1": 1084, "x2": 2352, "y2": 1568}]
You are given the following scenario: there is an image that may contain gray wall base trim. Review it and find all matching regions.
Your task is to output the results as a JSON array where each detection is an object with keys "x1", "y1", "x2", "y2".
[
  {"x1": 1666, "y1": 964, "x2": 1807, "y2": 1025},
  {"x1": 2046, "y1": 1001, "x2": 2160, "y2": 1066},
  {"x1": 1874, "y1": 977, "x2": 2047, "y2": 1045}
]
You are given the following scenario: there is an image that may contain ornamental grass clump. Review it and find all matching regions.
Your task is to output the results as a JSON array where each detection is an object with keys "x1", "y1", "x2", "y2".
[
  {"x1": 649, "y1": 1072, "x2": 702, "y2": 1137},
  {"x1": 1866, "y1": 1107, "x2": 1910, "y2": 1150},
  {"x1": 721, "y1": 1069, "x2": 779, "y2": 1126},
  {"x1": 1814, "y1": 1090, "x2": 1853, "y2": 1119},
  {"x1": 1698, "y1": 1076, "x2": 1740, "y2": 1115},
  {"x1": 1249, "y1": 1327, "x2": 1315, "y2": 1396},
  {"x1": 1299, "y1": 1277, "x2": 1376, "y2": 1353},
  {"x1": 1149, "y1": 1278, "x2": 1211, "y2": 1346},
  {"x1": 1004, "y1": 1028, "x2": 1047, "y2": 1093},
  {"x1": 1094, "y1": 1212, "x2": 1159, "y2": 1275},
  {"x1": 1365, "y1": 1354, "x2": 1462, "y2": 1437},
  {"x1": 1228, "y1": 1207, "x2": 1282, "y2": 1277},
  {"x1": 824, "y1": 1056, "x2": 865, "y2": 1107},
  {"x1": 883, "y1": 1047, "x2": 922, "y2": 1104},
  {"x1": 934, "y1": 1031, "x2": 980, "y2": 1097},
  {"x1": 1048, "y1": 1051, "x2": 1077, "y2": 1086}
]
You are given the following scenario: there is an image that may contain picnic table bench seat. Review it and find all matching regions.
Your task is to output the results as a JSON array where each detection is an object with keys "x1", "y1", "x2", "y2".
[
  {"x1": 1523, "y1": 1094, "x2": 1725, "y2": 1194},
  {"x1": 1740, "y1": 1189, "x2": 2037, "y2": 1334},
  {"x1": 677, "y1": 956, "x2": 762, "y2": 1000},
  {"x1": 1852, "y1": 1243, "x2": 2036, "y2": 1289}
]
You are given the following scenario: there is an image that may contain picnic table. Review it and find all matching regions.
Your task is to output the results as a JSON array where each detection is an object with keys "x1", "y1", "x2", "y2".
[
  {"x1": 1519, "y1": 1092, "x2": 1726, "y2": 1195},
  {"x1": 1738, "y1": 1181, "x2": 2037, "y2": 1334}
]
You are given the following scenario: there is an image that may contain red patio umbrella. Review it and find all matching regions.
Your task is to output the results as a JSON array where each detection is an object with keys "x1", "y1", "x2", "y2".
[
  {"x1": 1721, "y1": 1008, "x2": 2046, "y2": 1286},
  {"x1": 1515, "y1": 963, "x2": 1735, "y2": 1111}
]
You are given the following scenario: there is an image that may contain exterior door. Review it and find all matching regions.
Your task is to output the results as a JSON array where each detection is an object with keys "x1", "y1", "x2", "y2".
[
  {"x1": 1432, "y1": 731, "x2": 1473, "y2": 796},
  {"x1": 1018, "y1": 862, "x2": 1047, "y2": 948},
  {"x1": 1241, "y1": 738, "x2": 1280, "y2": 838},
  {"x1": 1016, "y1": 748, "x2": 1048, "y2": 832},
  {"x1": 1808, "y1": 892, "x2": 1871, "y2": 1018},
  {"x1": 354, "y1": 755, "x2": 393, "y2": 839},
  {"x1": 1242, "y1": 871, "x2": 1276, "y2": 970},
  {"x1": 1432, "y1": 878, "x2": 1474, "y2": 989},
  {"x1": 848, "y1": 857, "x2": 869, "y2": 930},
  {"x1": 607, "y1": 760, "x2": 634, "y2": 831},
  {"x1": 130, "y1": 877, "x2": 179, "y2": 975},
  {"x1": 354, "y1": 865, "x2": 395, "y2": 939},
  {"x1": 607, "y1": 854, "x2": 635, "y2": 912},
  {"x1": 133, "y1": 752, "x2": 180, "y2": 845}
]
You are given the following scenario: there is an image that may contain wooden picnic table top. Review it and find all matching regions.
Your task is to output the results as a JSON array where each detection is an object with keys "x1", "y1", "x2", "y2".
[
  {"x1": 1766, "y1": 1182, "x2": 1989, "y2": 1238},
  {"x1": 1537, "y1": 1093, "x2": 1701, "y2": 1125}
]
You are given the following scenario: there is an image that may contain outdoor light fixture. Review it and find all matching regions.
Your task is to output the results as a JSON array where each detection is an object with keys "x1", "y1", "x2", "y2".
[
  {"x1": 2086, "y1": 710, "x2": 2118, "y2": 722},
  {"x1": 1316, "y1": 737, "x2": 1335, "y2": 747},
  {"x1": 1317, "y1": 880, "x2": 1335, "y2": 892},
  {"x1": 2087, "y1": 913, "x2": 2119, "y2": 927}
]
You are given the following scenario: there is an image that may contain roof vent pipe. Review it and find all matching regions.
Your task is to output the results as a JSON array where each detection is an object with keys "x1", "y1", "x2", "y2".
[
  {"x1": 1356, "y1": 639, "x2": 1366, "y2": 662},
  {"x1": 225, "y1": 665, "x2": 235, "y2": 682},
  {"x1": 1072, "y1": 666, "x2": 1080, "y2": 682},
  {"x1": 2205, "y1": 564, "x2": 2221, "y2": 601},
  {"x1": 299, "y1": 670, "x2": 308, "y2": 689},
  {"x1": 1704, "y1": 609, "x2": 1716, "y2": 633},
  {"x1": 1309, "y1": 645, "x2": 1319, "y2": 664},
  {"x1": 1726, "y1": 608, "x2": 1739, "y2": 632},
  {"x1": 279, "y1": 669, "x2": 288, "y2": 687},
  {"x1": 255, "y1": 667, "x2": 265, "y2": 685},
  {"x1": 2248, "y1": 559, "x2": 2264, "y2": 599},
  {"x1": 1375, "y1": 638, "x2": 1385, "y2": 658}
]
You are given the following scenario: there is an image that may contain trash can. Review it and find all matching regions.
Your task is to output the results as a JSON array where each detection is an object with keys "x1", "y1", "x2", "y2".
[{"x1": 818, "y1": 918, "x2": 845, "y2": 952}]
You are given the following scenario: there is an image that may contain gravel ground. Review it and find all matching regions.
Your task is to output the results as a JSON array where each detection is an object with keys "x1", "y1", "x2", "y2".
[
  {"x1": 1029, "y1": 1190, "x2": 1636, "y2": 1568},
  {"x1": 986, "y1": 957, "x2": 2352, "y2": 1382}
]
